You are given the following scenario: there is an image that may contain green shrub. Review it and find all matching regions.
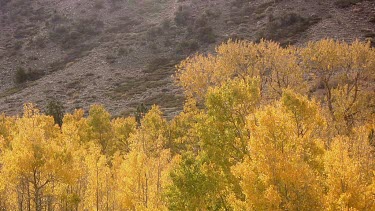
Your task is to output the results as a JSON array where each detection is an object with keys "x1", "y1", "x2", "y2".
[
  {"x1": 197, "y1": 26, "x2": 216, "y2": 44},
  {"x1": 185, "y1": 13, "x2": 216, "y2": 45},
  {"x1": 135, "y1": 103, "x2": 149, "y2": 125},
  {"x1": 45, "y1": 100, "x2": 65, "y2": 127},
  {"x1": 14, "y1": 67, "x2": 44, "y2": 84},
  {"x1": 176, "y1": 40, "x2": 199, "y2": 54},
  {"x1": 14, "y1": 67, "x2": 27, "y2": 84},
  {"x1": 146, "y1": 57, "x2": 173, "y2": 73},
  {"x1": 256, "y1": 13, "x2": 321, "y2": 45}
]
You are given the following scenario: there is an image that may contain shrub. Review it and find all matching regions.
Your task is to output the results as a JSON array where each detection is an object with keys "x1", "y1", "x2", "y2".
[
  {"x1": 256, "y1": 13, "x2": 321, "y2": 45},
  {"x1": 176, "y1": 40, "x2": 199, "y2": 54},
  {"x1": 135, "y1": 103, "x2": 149, "y2": 125},
  {"x1": 185, "y1": 13, "x2": 216, "y2": 45},
  {"x1": 334, "y1": 0, "x2": 363, "y2": 8},
  {"x1": 45, "y1": 100, "x2": 65, "y2": 127},
  {"x1": 14, "y1": 67, "x2": 27, "y2": 84},
  {"x1": 34, "y1": 36, "x2": 46, "y2": 48},
  {"x1": 118, "y1": 47, "x2": 132, "y2": 56},
  {"x1": 106, "y1": 54, "x2": 117, "y2": 64},
  {"x1": 204, "y1": 9, "x2": 221, "y2": 18},
  {"x1": 51, "y1": 14, "x2": 64, "y2": 24},
  {"x1": 14, "y1": 26, "x2": 36, "y2": 39},
  {"x1": 28, "y1": 55, "x2": 38, "y2": 61},
  {"x1": 49, "y1": 18, "x2": 104, "y2": 50},
  {"x1": 0, "y1": 0, "x2": 11, "y2": 7},
  {"x1": 174, "y1": 6, "x2": 191, "y2": 26},
  {"x1": 162, "y1": 19, "x2": 171, "y2": 30},
  {"x1": 147, "y1": 26, "x2": 163, "y2": 39},
  {"x1": 197, "y1": 26, "x2": 216, "y2": 44},
  {"x1": 94, "y1": 0, "x2": 104, "y2": 9},
  {"x1": 146, "y1": 57, "x2": 173, "y2": 73},
  {"x1": 14, "y1": 40, "x2": 23, "y2": 50},
  {"x1": 194, "y1": 15, "x2": 208, "y2": 28},
  {"x1": 231, "y1": 0, "x2": 251, "y2": 8},
  {"x1": 75, "y1": 18, "x2": 104, "y2": 35},
  {"x1": 14, "y1": 67, "x2": 44, "y2": 84}
]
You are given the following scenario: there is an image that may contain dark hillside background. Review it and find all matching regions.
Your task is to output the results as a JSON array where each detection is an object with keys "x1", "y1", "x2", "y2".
[{"x1": 0, "y1": 0, "x2": 374, "y2": 117}]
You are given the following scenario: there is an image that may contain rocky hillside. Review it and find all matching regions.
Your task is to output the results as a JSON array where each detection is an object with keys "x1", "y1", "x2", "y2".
[{"x1": 0, "y1": 0, "x2": 374, "y2": 117}]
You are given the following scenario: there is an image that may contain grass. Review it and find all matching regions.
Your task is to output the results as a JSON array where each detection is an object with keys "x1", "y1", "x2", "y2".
[
  {"x1": 111, "y1": 57, "x2": 180, "y2": 100},
  {"x1": 112, "y1": 78, "x2": 168, "y2": 98},
  {"x1": 146, "y1": 57, "x2": 178, "y2": 73},
  {"x1": 145, "y1": 93, "x2": 185, "y2": 109},
  {"x1": 111, "y1": 75, "x2": 169, "y2": 99}
]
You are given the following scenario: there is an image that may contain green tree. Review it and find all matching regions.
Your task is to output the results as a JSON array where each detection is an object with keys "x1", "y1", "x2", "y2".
[{"x1": 45, "y1": 99, "x2": 65, "y2": 127}]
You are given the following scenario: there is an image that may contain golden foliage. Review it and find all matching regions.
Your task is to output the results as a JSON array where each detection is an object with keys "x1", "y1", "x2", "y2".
[{"x1": 0, "y1": 39, "x2": 374, "y2": 210}]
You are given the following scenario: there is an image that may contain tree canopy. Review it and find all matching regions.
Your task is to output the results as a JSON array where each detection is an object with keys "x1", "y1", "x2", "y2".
[{"x1": 0, "y1": 39, "x2": 374, "y2": 210}]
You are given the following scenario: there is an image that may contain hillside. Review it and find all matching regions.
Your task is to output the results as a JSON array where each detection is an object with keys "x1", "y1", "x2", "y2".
[{"x1": 0, "y1": 0, "x2": 374, "y2": 117}]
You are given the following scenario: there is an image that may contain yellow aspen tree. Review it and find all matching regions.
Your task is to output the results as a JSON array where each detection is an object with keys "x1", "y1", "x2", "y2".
[
  {"x1": 0, "y1": 104, "x2": 74, "y2": 210},
  {"x1": 166, "y1": 152, "x2": 224, "y2": 210},
  {"x1": 117, "y1": 148, "x2": 171, "y2": 210},
  {"x1": 133, "y1": 105, "x2": 168, "y2": 156},
  {"x1": 324, "y1": 124, "x2": 375, "y2": 210},
  {"x1": 0, "y1": 113, "x2": 15, "y2": 146},
  {"x1": 166, "y1": 77, "x2": 261, "y2": 210},
  {"x1": 202, "y1": 77, "x2": 260, "y2": 164},
  {"x1": 176, "y1": 53, "x2": 218, "y2": 101},
  {"x1": 81, "y1": 143, "x2": 111, "y2": 211},
  {"x1": 176, "y1": 39, "x2": 306, "y2": 102},
  {"x1": 232, "y1": 90, "x2": 326, "y2": 210},
  {"x1": 115, "y1": 106, "x2": 172, "y2": 210},
  {"x1": 169, "y1": 97, "x2": 203, "y2": 155},
  {"x1": 111, "y1": 116, "x2": 137, "y2": 154},
  {"x1": 61, "y1": 109, "x2": 90, "y2": 144},
  {"x1": 301, "y1": 39, "x2": 375, "y2": 135},
  {"x1": 56, "y1": 114, "x2": 91, "y2": 211},
  {"x1": 88, "y1": 105, "x2": 113, "y2": 155},
  {"x1": 260, "y1": 43, "x2": 305, "y2": 99}
]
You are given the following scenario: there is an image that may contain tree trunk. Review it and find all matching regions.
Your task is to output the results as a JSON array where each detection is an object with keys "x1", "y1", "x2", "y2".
[
  {"x1": 96, "y1": 163, "x2": 99, "y2": 211},
  {"x1": 27, "y1": 182, "x2": 31, "y2": 211}
]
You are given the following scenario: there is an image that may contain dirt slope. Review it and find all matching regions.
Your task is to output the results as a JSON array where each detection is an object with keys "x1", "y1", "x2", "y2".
[{"x1": 0, "y1": 0, "x2": 374, "y2": 117}]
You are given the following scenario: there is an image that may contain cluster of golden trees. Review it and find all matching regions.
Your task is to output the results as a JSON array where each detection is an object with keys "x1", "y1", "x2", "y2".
[{"x1": 0, "y1": 39, "x2": 374, "y2": 210}]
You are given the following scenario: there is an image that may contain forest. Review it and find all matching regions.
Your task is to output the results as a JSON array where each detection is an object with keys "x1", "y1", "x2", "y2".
[{"x1": 0, "y1": 39, "x2": 374, "y2": 210}]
